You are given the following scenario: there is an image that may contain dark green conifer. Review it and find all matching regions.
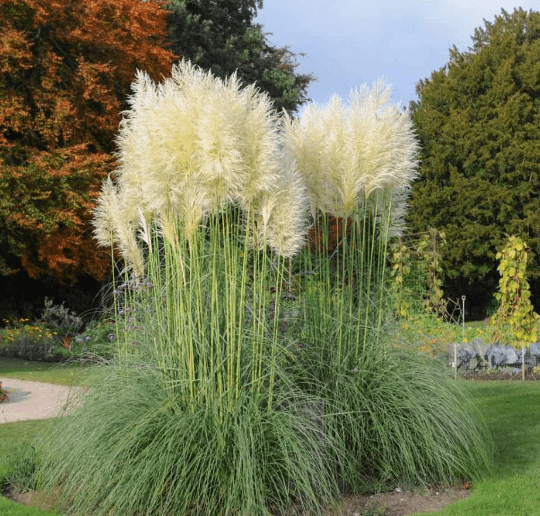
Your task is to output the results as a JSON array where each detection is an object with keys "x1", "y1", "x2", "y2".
[
  {"x1": 407, "y1": 8, "x2": 540, "y2": 310},
  {"x1": 164, "y1": 0, "x2": 314, "y2": 114}
]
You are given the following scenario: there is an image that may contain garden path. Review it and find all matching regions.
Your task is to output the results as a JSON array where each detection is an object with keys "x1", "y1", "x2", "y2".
[{"x1": 0, "y1": 377, "x2": 85, "y2": 424}]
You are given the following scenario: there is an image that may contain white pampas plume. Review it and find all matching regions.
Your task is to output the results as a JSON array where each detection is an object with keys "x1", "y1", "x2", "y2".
[
  {"x1": 283, "y1": 79, "x2": 419, "y2": 221},
  {"x1": 115, "y1": 217, "x2": 145, "y2": 278},
  {"x1": 254, "y1": 165, "x2": 308, "y2": 258},
  {"x1": 172, "y1": 179, "x2": 212, "y2": 243},
  {"x1": 282, "y1": 105, "x2": 328, "y2": 218},
  {"x1": 235, "y1": 84, "x2": 283, "y2": 207},
  {"x1": 194, "y1": 72, "x2": 245, "y2": 205},
  {"x1": 92, "y1": 177, "x2": 119, "y2": 249},
  {"x1": 347, "y1": 79, "x2": 418, "y2": 198},
  {"x1": 137, "y1": 208, "x2": 152, "y2": 253},
  {"x1": 94, "y1": 59, "x2": 306, "y2": 262}
]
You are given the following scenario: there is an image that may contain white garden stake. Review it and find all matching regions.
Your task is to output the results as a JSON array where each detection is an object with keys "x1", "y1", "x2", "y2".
[{"x1": 462, "y1": 295, "x2": 466, "y2": 341}]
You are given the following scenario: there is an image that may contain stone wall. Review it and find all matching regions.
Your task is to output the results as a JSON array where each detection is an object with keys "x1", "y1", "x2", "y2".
[{"x1": 448, "y1": 340, "x2": 540, "y2": 371}]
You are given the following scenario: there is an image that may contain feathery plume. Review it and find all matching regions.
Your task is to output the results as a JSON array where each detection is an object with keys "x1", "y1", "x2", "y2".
[
  {"x1": 283, "y1": 79, "x2": 419, "y2": 222},
  {"x1": 282, "y1": 105, "x2": 328, "y2": 217},
  {"x1": 235, "y1": 84, "x2": 283, "y2": 207},
  {"x1": 94, "y1": 59, "x2": 305, "y2": 263},
  {"x1": 254, "y1": 165, "x2": 308, "y2": 258},
  {"x1": 347, "y1": 80, "x2": 418, "y2": 197},
  {"x1": 93, "y1": 177, "x2": 119, "y2": 249}
]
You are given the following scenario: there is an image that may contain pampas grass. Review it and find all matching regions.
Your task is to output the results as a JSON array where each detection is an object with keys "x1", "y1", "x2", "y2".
[
  {"x1": 33, "y1": 66, "x2": 492, "y2": 516},
  {"x1": 36, "y1": 358, "x2": 342, "y2": 516},
  {"x1": 282, "y1": 81, "x2": 491, "y2": 492},
  {"x1": 38, "y1": 60, "x2": 340, "y2": 516},
  {"x1": 288, "y1": 290, "x2": 492, "y2": 492},
  {"x1": 284, "y1": 79, "x2": 419, "y2": 360}
]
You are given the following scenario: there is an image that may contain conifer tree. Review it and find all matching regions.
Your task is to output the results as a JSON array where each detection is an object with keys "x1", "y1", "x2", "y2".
[
  {"x1": 407, "y1": 8, "x2": 540, "y2": 309},
  {"x1": 164, "y1": 0, "x2": 313, "y2": 114}
]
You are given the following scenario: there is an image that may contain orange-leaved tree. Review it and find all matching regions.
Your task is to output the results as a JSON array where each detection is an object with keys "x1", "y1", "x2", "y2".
[{"x1": 0, "y1": 0, "x2": 176, "y2": 282}]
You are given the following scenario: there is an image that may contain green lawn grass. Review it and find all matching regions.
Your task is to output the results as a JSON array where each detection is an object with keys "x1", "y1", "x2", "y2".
[
  {"x1": 0, "y1": 420, "x2": 61, "y2": 516},
  {"x1": 411, "y1": 380, "x2": 540, "y2": 516},
  {"x1": 0, "y1": 359, "x2": 90, "y2": 516},
  {"x1": 0, "y1": 359, "x2": 93, "y2": 387}
]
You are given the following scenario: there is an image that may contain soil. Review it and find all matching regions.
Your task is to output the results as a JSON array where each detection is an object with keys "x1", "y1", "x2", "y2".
[
  {"x1": 321, "y1": 486, "x2": 470, "y2": 515},
  {"x1": 4, "y1": 484, "x2": 471, "y2": 516}
]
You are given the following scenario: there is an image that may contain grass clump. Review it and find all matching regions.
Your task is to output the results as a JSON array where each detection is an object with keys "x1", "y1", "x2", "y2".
[
  {"x1": 36, "y1": 359, "x2": 341, "y2": 516},
  {"x1": 35, "y1": 60, "x2": 338, "y2": 516},
  {"x1": 29, "y1": 63, "x2": 492, "y2": 516},
  {"x1": 289, "y1": 291, "x2": 492, "y2": 493},
  {"x1": 283, "y1": 81, "x2": 491, "y2": 492}
]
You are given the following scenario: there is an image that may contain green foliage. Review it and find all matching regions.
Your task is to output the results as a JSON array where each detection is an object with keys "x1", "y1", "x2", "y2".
[
  {"x1": 390, "y1": 229, "x2": 446, "y2": 321},
  {"x1": 35, "y1": 359, "x2": 343, "y2": 516},
  {"x1": 0, "y1": 380, "x2": 8, "y2": 403},
  {"x1": 0, "y1": 296, "x2": 96, "y2": 362},
  {"x1": 391, "y1": 240, "x2": 420, "y2": 319},
  {"x1": 289, "y1": 289, "x2": 492, "y2": 492},
  {"x1": 407, "y1": 8, "x2": 540, "y2": 300},
  {"x1": 40, "y1": 298, "x2": 83, "y2": 337},
  {"x1": 0, "y1": 315, "x2": 115, "y2": 363},
  {"x1": 490, "y1": 236, "x2": 539, "y2": 348},
  {"x1": 4, "y1": 380, "x2": 540, "y2": 516},
  {"x1": 164, "y1": 0, "x2": 314, "y2": 114},
  {"x1": 0, "y1": 419, "x2": 62, "y2": 516},
  {"x1": 395, "y1": 315, "x2": 486, "y2": 356},
  {"x1": 69, "y1": 319, "x2": 115, "y2": 361},
  {"x1": 359, "y1": 503, "x2": 389, "y2": 516},
  {"x1": 0, "y1": 296, "x2": 113, "y2": 362},
  {"x1": 4, "y1": 444, "x2": 40, "y2": 494}
]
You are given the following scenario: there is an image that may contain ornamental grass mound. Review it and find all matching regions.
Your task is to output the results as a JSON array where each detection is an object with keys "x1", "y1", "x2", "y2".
[
  {"x1": 36, "y1": 356, "x2": 342, "y2": 516},
  {"x1": 32, "y1": 61, "x2": 492, "y2": 516}
]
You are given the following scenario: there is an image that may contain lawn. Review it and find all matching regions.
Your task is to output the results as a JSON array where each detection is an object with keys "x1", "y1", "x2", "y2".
[
  {"x1": 410, "y1": 380, "x2": 540, "y2": 516},
  {"x1": 0, "y1": 358, "x2": 90, "y2": 516},
  {"x1": 1, "y1": 374, "x2": 539, "y2": 516},
  {"x1": 0, "y1": 420, "x2": 60, "y2": 516},
  {"x1": 0, "y1": 359, "x2": 93, "y2": 387}
]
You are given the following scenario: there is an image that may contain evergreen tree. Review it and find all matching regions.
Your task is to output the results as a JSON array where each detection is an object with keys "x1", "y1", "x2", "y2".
[
  {"x1": 165, "y1": 0, "x2": 314, "y2": 114},
  {"x1": 407, "y1": 8, "x2": 540, "y2": 312}
]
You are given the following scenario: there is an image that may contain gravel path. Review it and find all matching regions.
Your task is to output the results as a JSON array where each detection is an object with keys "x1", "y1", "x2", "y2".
[{"x1": 0, "y1": 377, "x2": 85, "y2": 424}]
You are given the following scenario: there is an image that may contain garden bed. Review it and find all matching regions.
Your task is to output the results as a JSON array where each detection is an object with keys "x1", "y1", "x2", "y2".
[{"x1": 4, "y1": 482, "x2": 471, "y2": 516}]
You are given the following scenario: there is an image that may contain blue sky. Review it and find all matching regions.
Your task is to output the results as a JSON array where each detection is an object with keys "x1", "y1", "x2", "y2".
[{"x1": 255, "y1": 1, "x2": 540, "y2": 112}]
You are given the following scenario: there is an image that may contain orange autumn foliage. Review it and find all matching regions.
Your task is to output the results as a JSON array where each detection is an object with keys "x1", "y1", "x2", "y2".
[
  {"x1": 307, "y1": 216, "x2": 356, "y2": 255},
  {"x1": 0, "y1": 0, "x2": 176, "y2": 282}
]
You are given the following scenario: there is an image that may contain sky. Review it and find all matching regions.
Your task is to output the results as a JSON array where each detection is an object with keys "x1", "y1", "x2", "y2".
[{"x1": 255, "y1": 0, "x2": 540, "y2": 112}]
